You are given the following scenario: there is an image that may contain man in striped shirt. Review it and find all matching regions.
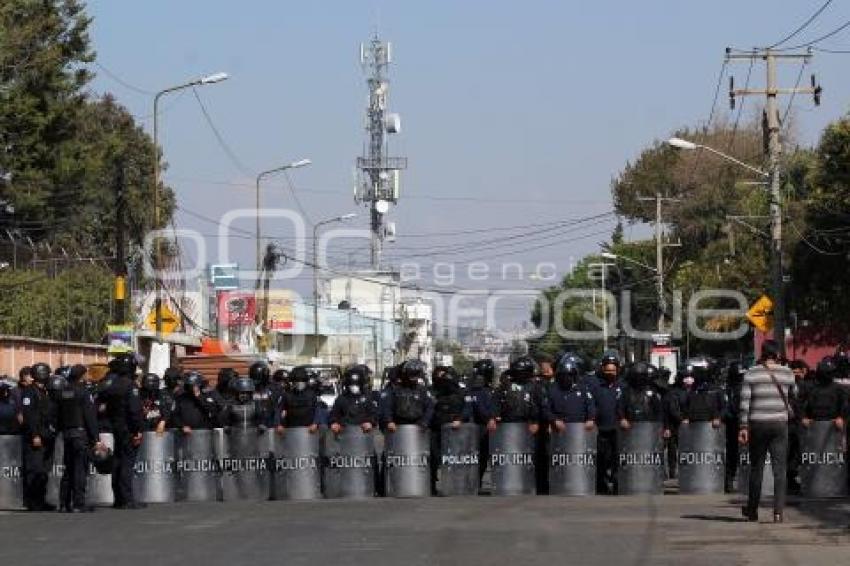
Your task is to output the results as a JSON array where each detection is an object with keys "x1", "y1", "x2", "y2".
[{"x1": 739, "y1": 340, "x2": 794, "y2": 523}]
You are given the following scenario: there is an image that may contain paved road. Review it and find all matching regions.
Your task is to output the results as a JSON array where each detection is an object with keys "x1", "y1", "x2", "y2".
[{"x1": 1, "y1": 495, "x2": 848, "y2": 566}]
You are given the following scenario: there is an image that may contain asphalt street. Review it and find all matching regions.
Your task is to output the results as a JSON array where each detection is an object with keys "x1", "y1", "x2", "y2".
[{"x1": 1, "y1": 494, "x2": 849, "y2": 566}]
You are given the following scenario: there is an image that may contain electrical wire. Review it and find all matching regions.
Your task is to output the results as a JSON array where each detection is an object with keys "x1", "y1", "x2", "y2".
[
  {"x1": 190, "y1": 87, "x2": 253, "y2": 177},
  {"x1": 781, "y1": 61, "x2": 807, "y2": 130},
  {"x1": 768, "y1": 0, "x2": 834, "y2": 49},
  {"x1": 92, "y1": 61, "x2": 154, "y2": 95},
  {"x1": 773, "y1": 18, "x2": 850, "y2": 51},
  {"x1": 790, "y1": 223, "x2": 846, "y2": 255}
]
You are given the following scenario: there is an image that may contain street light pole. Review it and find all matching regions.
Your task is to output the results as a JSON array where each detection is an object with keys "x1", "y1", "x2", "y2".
[
  {"x1": 255, "y1": 159, "x2": 311, "y2": 271},
  {"x1": 312, "y1": 213, "x2": 357, "y2": 359},
  {"x1": 152, "y1": 72, "x2": 228, "y2": 341}
]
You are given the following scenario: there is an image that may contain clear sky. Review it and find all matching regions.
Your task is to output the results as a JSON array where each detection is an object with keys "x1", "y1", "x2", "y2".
[{"x1": 84, "y1": 0, "x2": 850, "y2": 329}]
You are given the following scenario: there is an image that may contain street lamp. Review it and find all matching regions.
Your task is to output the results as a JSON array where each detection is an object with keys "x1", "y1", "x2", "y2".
[
  {"x1": 667, "y1": 137, "x2": 768, "y2": 178},
  {"x1": 313, "y1": 213, "x2": 358, "y2": 358},
  {"x1": 601, "y1": 252, "x2": 657, "y2": 273},
  {"x1": 669, "y1": 136, "x2": 785, "y2": 352},
  {"x1": 152, "y1": 72, "x2": 229, "y2": 341},
  {"x1": 255, "y1": 159, "x2": 312, "y2": 270}
]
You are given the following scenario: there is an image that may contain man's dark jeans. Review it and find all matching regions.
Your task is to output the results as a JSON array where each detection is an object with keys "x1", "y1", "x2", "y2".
[{"x1": 747, "y1": 422, "x2": 788, "y2": 515}]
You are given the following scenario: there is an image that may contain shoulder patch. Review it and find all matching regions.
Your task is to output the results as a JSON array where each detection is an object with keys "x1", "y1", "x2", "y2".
[
  {"x1": 22, "y1": 397, "x2": 31, "y2": 406},
  {"x1": 586, "y1": 392, "x2": 593, "y2": 399}
]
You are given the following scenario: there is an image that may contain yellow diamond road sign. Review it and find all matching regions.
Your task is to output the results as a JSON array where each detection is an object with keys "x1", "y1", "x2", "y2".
[
  {"x1": 145, "y1": 304, "x2": 180, "y2": 334},
  {"x1": 746, "y1": 295, "x2": 774, "y2": 333}
]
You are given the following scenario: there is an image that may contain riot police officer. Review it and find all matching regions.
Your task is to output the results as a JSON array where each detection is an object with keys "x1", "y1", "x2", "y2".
[
  {"x1": 545, "y1": 356, "x2": 596, "y2": 430},
  {"x1": 585, "y1": 350, "x2": 623, "y2": 494},
  {"x1": 494, "y1": 356, "x2": 542, "y2": 430},
  {"x1": 172, "y1": 372, "x2": 228, "y2": 433},
  {"x1": 249, "y1": 361, "x2": 283, "y2": 431},
  {"x1": 330, "y1": 365, "x2": 378, "y2": 433},
  {"x1": 380, "y1": 360, "x2": 434, "y2": 431},
  {"x1": 58, "y1": 365, "x2": 101, "y2": 513},
  {"x1": 680, "y1": 358, "x2": 724, "y2": 427},
  {"x1": 228, "y1": 376, "x2": 262, "y2": 429},
  {"x1": 140, "y1": 373, "x2": 171, "y2": 433},
  {"x1": 469, "y1": 359, "x2": 497, "y2": 488},
  {"x1": 723, "y1": 361, "x2": 745, "y2": 492},
  {"x1": 163, "y1": 367, "x2": 183, "y2": 398},
  {"x1": 19, "y1": 362, "x2": 53, "y2": 511},
  {"x1": 217, "y1": 368, "x2": 239, "y2": 404},
  {"x1": 0, "y1": 380, "x2": 19, "y2": 435},
  {"x1": 801, "y1": 357, "x2": 847, "y2": 429},
  {"x1": 104, "y1": 355, "x2": 144, "y2": 509},
  {"x1": 662, "y1": 365, "x2": 692, "y2": 480},
  {"x1": 281, "y1": 366, "x2": 320, "y2": 432},
  {"x1": 617, "y1": 362, "x2": 664, "y2": 428},
  {"x1": 429, "y1": 366, "x2": 471, "y2": 494}
]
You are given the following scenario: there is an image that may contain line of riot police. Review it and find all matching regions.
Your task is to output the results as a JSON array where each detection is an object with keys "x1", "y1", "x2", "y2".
[{"x1": 3, "y1": 349, "x2": 849, "y2": 507}]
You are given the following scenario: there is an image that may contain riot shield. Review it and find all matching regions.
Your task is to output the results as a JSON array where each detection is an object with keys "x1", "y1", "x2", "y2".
[
  {"x1": 384, "y1": 425, "x2": 430, "y2": 498},
  {"x1": 677, "y1": 423, "x2": 726, "y2": 495},
  {"x1": 87, "y1": 432, "x2": 114, "y2": 506},
  {"x1": 269, "y1": 427, "x2": 321, "y2": 500},
  {"x1": 0, "y1": 436, "x2": 23, "y2": 510},
  {"x1": 617, "y1": 422, "x2": 665, "y2": 495},
  {"x1": 133, "y1": 431, "x2": 177, "y2": 503},
  {"x1": 323, "y1": 427, "x2": 376, "y2": 499},
  {"x1": 47, "y1": 433, "x2": 63, "y2": 504},
  {"x1": 549, "y1": 424, "x2": 597, "y2": 496},
  {"x1": 219, "y1": 427, "x2": 269, "y2": 501},
  {"x1": 800, "y1": 421, "x2": 847, "y2": 498},
  {"x1": 737, "y1": 446, "x2": 774, "y2": 497},
  {"x1": 176, "y1": 429, "x2": 221, "y2": 502},
  {"x1": 489, "y1": 423, "x2": 536, "y2": 496},
  {"x1": 438, "y1": 423, "x2": 479, "y2": 496}
]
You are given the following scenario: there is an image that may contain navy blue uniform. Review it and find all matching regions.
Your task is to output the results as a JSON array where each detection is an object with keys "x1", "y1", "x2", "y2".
[
  {"x1": 104, "y1": 374, "x2": 144, "y2": 507},
  {"x1": 282, "y1": 390, "x2": 320, "y2": 427},
  {"x1": 58, "y1": 382, "x2": 99, "y2": 511},
  {"x1": 544, "y1": 381, "x2": 597, "y2": 424},
  {"x1": 19, "y1": 384, "x2": 51, "y2": 510},
  {"x1": 379, "y1": 385, "x2": 434, "y2": 428},
  {"x1": 468, "y1": 385, "x2": 495, "y2": 486},
  {"x1": 585, "y1": 374, "x2": 623, "y2": 494}
]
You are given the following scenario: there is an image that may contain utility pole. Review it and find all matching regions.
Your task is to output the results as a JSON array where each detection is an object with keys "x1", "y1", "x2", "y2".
[
  {"x1": 114, "y1": 158, "x2": 127, "y2": 325},
  {"x1": 727, "y1": 47, "x2": 821, "y2": 356},
  {"x1": 638, "y1": 193, "x2": 680, "y2": 332}
]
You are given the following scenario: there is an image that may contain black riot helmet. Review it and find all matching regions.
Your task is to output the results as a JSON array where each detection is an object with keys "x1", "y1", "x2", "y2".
[
  {"x1": 183, "y1": 371, "x2": 204, "y2": 393},
  {"x1": 599, "y1": 350, "x2": 621, "y2": 368},
  {"x1": 472, "y1": 359, "x2": 495, "y2": 385},
  {"x1": 163, "y1": 367, "x2": 182, "y2": 390},
  {"x1": 68, "y1": 364, "x2": 87, "y2": 383},
  {"x1": 231, "y1": 376, "x2": 255, "y2": 403},
  {"x1": 0, "y1": 381, "x2": 12, "y2": 398},
  {"x1": 142, "y1": 373, "x2": 160, "y2": 393},
  {"x1": 217, "y1": 368, "x2": 238, "y2": 394},
  {"x1": 89, "y1": 444, "x2": 114, "y2": 475},
  {"x1": 290, "y1": 366, "x2": 317, "y2": 392},
  {"x1": 47, "y1": 375, "x2": 68, "y2": 400},
  {"x1": 816, "y1": 356, "x2": 838, "y2": 384},
  {"x1": 401, "y1": 360, "x2": 427, "y2": 385},
  {"x1": 249, "y1": 361, "x2": 271, "y2": 387},
  {"x1": 687, "y1": 357, "x2": 717, "y2": 387},
  {"x1": 834, "y1": 346, "x2": 850, "y2": 377},
  {"x1": 55, "y1": 366, "x2": 71, "y2": 379},
  {"x1": 627, "y1": 361, "x2": 652, "y2": 388},
  {"x1": 272, "y1": 368, "x2": 290, "y2": 385},
  {"x1": 509, "y1": 356, "x2": 536, "y2": 383},
  {"x1": 555, "y1": 357, "x2": 582, "y2": 389},
  {"x1": 32, "y1": 363, "x2": 51, "y2": 385},
  {"x1": 343, "y1": 365, "x2": 370, "y2": 395}
]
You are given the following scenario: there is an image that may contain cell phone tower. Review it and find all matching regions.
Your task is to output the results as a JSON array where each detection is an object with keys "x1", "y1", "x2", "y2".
[{"x1": 355, "y1": 35, "x2": 407, "y2": 270}]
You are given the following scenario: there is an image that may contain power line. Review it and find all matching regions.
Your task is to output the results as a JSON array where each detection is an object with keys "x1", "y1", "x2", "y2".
[
  {"x1": 768, "y1": 0, "x2": 834, "y2": 49},
  {"x1": 190, "y1": 87, "x2": 253, "y2": 177},
  {"x1": 92, "y1": 61, "x2": 154, "y2": 95},
  {"x1": 774, "y1": 18, "x2": 850, "y2": 51}
]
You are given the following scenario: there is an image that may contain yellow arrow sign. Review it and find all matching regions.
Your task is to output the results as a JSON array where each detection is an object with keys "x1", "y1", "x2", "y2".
[
  {"x1": 145, "y1": 304, "x2": 180, "y2": 334},
  {"x1": 746, "y1": 294, "x2": 774, "y2": 333}
]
